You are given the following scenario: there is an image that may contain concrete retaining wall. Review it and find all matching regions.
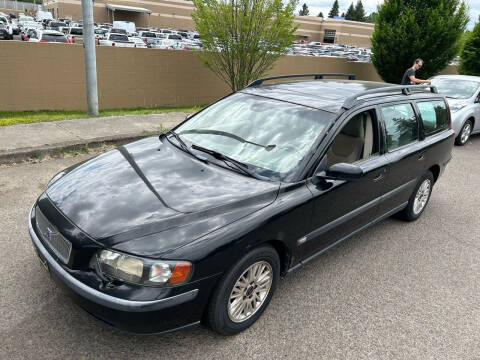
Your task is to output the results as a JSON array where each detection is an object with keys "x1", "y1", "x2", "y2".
[{"x1": 0, "y1": 41, "x2": 458, "y2": 112}]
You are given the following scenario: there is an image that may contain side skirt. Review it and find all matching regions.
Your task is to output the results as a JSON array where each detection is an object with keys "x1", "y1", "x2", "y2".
[{"x1": 287, "y1": 202, "x2": 408, "y2": 273}]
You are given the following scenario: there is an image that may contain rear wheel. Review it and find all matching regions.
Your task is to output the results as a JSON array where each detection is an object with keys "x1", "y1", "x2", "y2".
[
  {"x1": 399, "y1": 171, "x2": 434, "y2": 222},
  {"x1": 455, "y1": 120, "x2": 472, "y2": 146},
  {"x1": 206, "y1": 245, "x2": 280, "y2": 335}
]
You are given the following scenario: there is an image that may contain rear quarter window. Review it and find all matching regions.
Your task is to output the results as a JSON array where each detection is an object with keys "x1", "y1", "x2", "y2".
[{"x1": 417, "y1": 100, "x2": 449, "y2": 135}]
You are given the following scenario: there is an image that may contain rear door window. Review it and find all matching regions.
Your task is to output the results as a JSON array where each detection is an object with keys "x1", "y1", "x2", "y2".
[
  {"x1": 380, "y1": 103, "x2": 418, "y2": 151},
  {"x1": 416, "y1": 100, "x2": 449, "y2": 135}
]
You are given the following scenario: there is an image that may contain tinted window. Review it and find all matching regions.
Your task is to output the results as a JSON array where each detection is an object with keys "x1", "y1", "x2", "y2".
[
  {"x1": 70, "y1": 28, "x2": 82, "y2": 35},
  {"x1": 168, "y1": 34, "x2": 182, "y2": 40},
  {"x1": 417, "y1": 101, "x2": 449, "y2": 135},
  {"x1": 381, "y1": 103, "x2": 418, "y2": 151},
  {"x1": 42, "y1": 33, "x2": 68, "y2": 42}
]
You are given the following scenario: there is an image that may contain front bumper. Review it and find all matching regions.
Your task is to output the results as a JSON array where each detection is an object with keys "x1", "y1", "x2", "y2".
[{"x1": 28, "y1": 206, "x2": 217, "y2": 334}]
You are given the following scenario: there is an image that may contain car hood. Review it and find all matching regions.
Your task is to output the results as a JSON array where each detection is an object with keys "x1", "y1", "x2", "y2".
[{"x1": 46, "y1": 137, "x2": 279, "y2": 256}]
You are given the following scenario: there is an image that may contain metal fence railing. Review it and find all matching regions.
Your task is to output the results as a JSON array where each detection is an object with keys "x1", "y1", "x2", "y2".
[{"x1": 0, "y1": 0, "x2": 40, "y2": 11}]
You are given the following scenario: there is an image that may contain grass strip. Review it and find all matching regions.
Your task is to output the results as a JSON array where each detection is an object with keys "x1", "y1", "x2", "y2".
[{"x1": 0, "y1": 105, "x2": 204, "y2": 126}]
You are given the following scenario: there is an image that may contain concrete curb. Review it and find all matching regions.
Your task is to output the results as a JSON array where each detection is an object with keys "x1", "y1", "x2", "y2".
[{"x1": 0, "y1": 132, "x2": 156, "y2": 165}]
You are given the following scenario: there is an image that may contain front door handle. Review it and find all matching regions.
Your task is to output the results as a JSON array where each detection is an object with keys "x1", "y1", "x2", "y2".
[
  {"x1": 373, "y1": 173, "x2": 384, "y2": 182},
  {"x1": 418, "y1": 153, "x2": 426, "y2": 161}
]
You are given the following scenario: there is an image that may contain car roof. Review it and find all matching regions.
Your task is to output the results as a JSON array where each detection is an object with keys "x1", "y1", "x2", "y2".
[
  {"x1": 432, "y1": 74, "x2": 480, "y2": 82},
  {"x1": 240, "y1": 80, "x2": 401, "y2": 113}
]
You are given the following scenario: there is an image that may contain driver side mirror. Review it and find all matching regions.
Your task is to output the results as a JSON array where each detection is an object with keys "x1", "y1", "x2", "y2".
[
  {"x1": 185, "y1": 113, "x2": 193, "y2": 120},
  {"x1": 314, "y1": 162, "x2": 363, "y2": 183}
]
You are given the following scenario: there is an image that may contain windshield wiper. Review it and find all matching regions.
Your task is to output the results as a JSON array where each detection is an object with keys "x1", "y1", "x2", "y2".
[
  {"x1": 191, "y1": 144, "x2": 270, "y2": 181},
  {"x1": 179, "y1": 129, "x2": 276, "y2": 151},
  {"x1": 163, "y1": 130, "x2": 208, "y2": 162}
]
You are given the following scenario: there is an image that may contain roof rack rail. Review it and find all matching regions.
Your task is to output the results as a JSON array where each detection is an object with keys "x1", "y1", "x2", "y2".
[
  {"x1": 246, "y1": 73, "x2": 356, "y2": 87},
  {"x1": 342, "y1": 84, "x2": 438, "y2": 109}
]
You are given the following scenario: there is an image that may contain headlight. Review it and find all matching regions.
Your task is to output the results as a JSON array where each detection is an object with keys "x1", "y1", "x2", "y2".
[
  {"x1": 47, "y1": 171, "x2": 66, "y2": 188},
  {"x1": 96, "y1": 249, "x2": 192, "y2": 286},
  {"x1": 449, "y1": 104, "x2": 467, "y2": 112}
]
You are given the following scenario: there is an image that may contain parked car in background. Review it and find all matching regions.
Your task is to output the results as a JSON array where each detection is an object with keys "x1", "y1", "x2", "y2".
[
  {"x1": 94, "y1": 28, "x2": 108, "y2": 40},
  {"x1": 36, "y1": 10, "x2": 53, "y2": 23},
  {"x1": 129, "y1": 36, "x2": 147, "y2": 48},
  {"x1": 138, "y1": 30, "x2": 157, "y2": 46},
  {"x1": 27, "y1": 29, "x2": 69, "y2": 43},
  {"x1": 0, "y1": 15, "x2": 13, "y2": 39},
  {"x1": 431, "y1": 75, "x2": 480, "y2": 145},
  {"x1": 99, "y1": 33, "x2": 135, "y2": 47},
  {"x1": 47, "y1": 21, "x2": 67, "y2": 33},
  {"x1": 150, "y1": 39, "x2": 175, "y2": 49},
  {"x1": 29, "y1": 75, "x2": 453, "y2": 336},
  {"x1": 113, "y1": 20, "x2": 135, "y2": 35},
  {"x1": 0, "y1": 22, "x2": 12, "y2": 40},
  {"x1": 66, "y1": 27, "x2": 83, "y2": 44},
  {"x1": 21, "y1": 27, "x2": 37, "y2": 41}
]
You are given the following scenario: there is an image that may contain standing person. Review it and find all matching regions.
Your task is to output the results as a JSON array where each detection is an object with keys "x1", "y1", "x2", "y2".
[{"x1": 401, "y1": 58, "x2": 431, "y2": 85}]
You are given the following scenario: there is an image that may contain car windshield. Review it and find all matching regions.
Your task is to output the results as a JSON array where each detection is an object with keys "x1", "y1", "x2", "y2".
[
  {"x1": 431, "y1": 79, "x2": 480, "y2": 99},
  {"x1": 176, "y1": 93, "x2": 332, "y2": 179},
  {"x1": 70, "y1": 28, "x2": 82, "y2": 35}
]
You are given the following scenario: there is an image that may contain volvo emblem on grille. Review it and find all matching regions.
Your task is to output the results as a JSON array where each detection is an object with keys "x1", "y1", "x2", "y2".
[{"x1": 44, "y1": 227, "x2": 55, "y2": 240}]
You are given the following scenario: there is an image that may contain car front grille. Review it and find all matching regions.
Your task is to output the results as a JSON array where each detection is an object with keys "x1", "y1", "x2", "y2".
[{"x1": 35, "y1": 206, "x2": 72, "y2": 265}]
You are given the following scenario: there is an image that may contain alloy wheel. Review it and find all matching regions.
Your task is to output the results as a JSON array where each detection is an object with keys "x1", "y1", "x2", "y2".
[
  {"x1": 227, "y1": 261, "x2": 273, "y2": 323},
  {"x1": 461, "y1": 123, "x2": 471, "y2": 144},
  {"x1": 413, "y1": 179, "x2": 431, "y2": 215}
]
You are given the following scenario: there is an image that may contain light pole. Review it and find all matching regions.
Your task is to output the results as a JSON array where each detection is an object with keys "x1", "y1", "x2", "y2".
[{"x1": 81, "y1": 0, "x2": 99, "y2": 115}]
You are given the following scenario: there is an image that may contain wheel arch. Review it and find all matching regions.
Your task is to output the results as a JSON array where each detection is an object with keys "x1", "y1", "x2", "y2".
[
  {"x1": 428, "y1": 165, "x2": 440, "y2": 183},
  {"x1": 262, "y1": 239, "x2": 292, "y2": 276}
]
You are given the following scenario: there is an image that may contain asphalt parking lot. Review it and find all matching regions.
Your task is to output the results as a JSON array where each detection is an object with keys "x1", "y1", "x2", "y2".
[{"x1": 0, "y1": 136, "x2": 479, "y2": 360}]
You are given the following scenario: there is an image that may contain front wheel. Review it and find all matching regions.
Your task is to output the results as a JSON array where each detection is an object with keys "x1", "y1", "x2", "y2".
[
  {"x1": 206, "y1": 245, "x2": 280, "y2": 335},
  {"x1": 399, "y1": 171, "x2": 434, "y2": 222},
  {"x1": 455, "y1": 120, "x2": 472, "y2": 146}
]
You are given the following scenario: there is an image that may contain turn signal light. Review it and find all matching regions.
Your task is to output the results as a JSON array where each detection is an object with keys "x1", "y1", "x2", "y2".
[{"x1": 168, "y1": 262, "x2": 191, "y2": 284}]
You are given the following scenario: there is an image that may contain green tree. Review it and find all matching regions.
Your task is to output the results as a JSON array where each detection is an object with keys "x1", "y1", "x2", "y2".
[
  {"x1": 341, "y1": 12, "x2": 345, "y2": 17},
  {"x1": 317, "y1": 11, "x2": 324, "y2": 17},
  {"x1": 345, "y1": 2, "x2": 355, "y2": 20},
  {"x1": 328, "y1": 0, "x2": 339, "y2": 18},
  {"x1": 299, "y1": 3, "x2": 309, "y2": 15},
  {"x1": 354, "y1": 0, "x2": 366, "y2": 21},
  {"x1": 371, "y1": 0, "x2": 469, "y2": 83},
  {"x1": 192, "y1": 0, "x2": 299, "y2": 91},
  {"x1": 365, "y1": 11, "x2": 378, "y2": 23},
  {"x1": 459, "y1": 21, "x2": 480, "y2": 75}
]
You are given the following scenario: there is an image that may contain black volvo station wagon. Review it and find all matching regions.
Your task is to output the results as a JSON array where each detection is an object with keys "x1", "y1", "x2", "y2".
[{"x1": 29, "y1": 74, "x2": 454, "y2": 335}]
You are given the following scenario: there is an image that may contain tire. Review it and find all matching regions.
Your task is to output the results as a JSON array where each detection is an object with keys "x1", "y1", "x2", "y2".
[
  {"x1": 206, "y1": 245, "x2": 280, "y2": 336},
  {"x1": 455, "y1": 120, "x2": 473, "y2": 146},
  {"x1": 399, "y1": 171, "x2": 434, "y2": 222}
]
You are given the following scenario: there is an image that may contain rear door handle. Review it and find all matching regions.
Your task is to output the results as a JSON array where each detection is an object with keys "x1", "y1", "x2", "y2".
[
  {"x1": 373, "y1": 168, "x2": 386, "y2": 182},
  {"x1": 418, "y1": 153, "x2": 426, "y2": 161}
]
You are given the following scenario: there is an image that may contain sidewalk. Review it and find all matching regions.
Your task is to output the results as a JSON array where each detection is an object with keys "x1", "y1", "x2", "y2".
[{"x1": 0, "y1": 112, "x2": 187, "y2": 164}]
